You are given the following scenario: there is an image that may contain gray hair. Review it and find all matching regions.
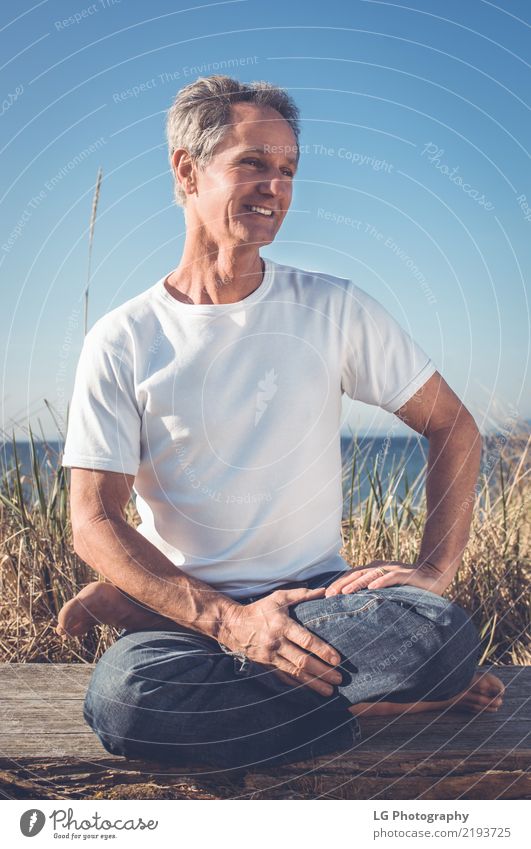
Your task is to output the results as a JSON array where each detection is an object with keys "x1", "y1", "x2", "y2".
[{"x1": 165, "y1": 75, "x2": 301, "y2": 207}]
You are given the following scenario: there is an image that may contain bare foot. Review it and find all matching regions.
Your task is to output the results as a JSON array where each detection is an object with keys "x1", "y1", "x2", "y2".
[
  {"x1": 348, "y1": 670, "x2": 505, "y2": 718},
  {"x1": 56, "y1": 581, "x2": 175, "y2": 639}
]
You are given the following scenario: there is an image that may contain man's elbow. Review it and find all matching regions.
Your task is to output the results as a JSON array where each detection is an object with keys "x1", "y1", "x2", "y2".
[
  {"x1": 459, "y1": 407, "x2": 481, "y2": 444},
  {"x1": 71, "y1": 512, "x2": 114, "y2": 560},
  {"x1": 429, "y1": 405, "x2": 482, "y2": 452},
  {"x1": 432, "y1": 404, "x2": 481, "y2": 441},
  {"x1": 71, "y1": 518, "x2": 94, "y2": 561},
  {"x1": 449, "y1": 407, "x2": 482, "y2": 462}
]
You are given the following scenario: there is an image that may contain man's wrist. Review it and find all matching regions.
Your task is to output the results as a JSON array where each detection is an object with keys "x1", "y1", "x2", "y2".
[
  {"x1": 416, "y1": 558, "x2": 444, "y2": 572},
  {"x1": 416, "y1": 556, "x2": 460, "y2": 575},
  {"x1": 415, "y1": 557, "x2": 460, "y2": 592},
  {"x1": 211, "y1": 596, "x2": 242, "y2": 644},
  {"x1": 168, "y1": 586, "x2": 242, "y2": 643}
]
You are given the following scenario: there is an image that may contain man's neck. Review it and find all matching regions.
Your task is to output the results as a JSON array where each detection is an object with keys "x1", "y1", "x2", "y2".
[{"x1": 165, "y1": 243, "x2": 265, "y2": 306}]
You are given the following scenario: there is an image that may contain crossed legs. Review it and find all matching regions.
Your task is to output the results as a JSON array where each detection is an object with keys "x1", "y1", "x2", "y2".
[{"x1": 58, "y1": 580, "x2": 504, "y2": 767}]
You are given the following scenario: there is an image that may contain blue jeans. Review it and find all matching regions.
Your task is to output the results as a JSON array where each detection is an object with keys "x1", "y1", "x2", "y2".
[{"x1": 83, "y1": 568, "x2": 481, "y2": 770}]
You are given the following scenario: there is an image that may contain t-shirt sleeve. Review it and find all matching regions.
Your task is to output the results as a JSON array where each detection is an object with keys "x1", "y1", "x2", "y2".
[
  {"x1": 61, "y1": 326, "x2": 141, "y2": 475},
  {"x1": 340, "y1": 282, "x2": 437, "y2": 413}
]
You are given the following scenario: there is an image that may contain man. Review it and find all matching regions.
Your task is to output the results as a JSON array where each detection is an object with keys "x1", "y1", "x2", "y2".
[{"x1": 59, "y1": 75, "x2": 503, "y2": 768}]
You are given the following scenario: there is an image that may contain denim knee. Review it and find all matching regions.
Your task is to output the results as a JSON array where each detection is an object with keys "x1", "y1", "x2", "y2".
[
  {"x1": 363, "y1": 586, "x2": 482, "y2": 700},
  {"x1": 372, "y1": 588, "x2": 482, "y2": 700},
  {"x1": 83, "y1": 631, "x2": 215, "y2": 760},
  {"x1": 290, "y1": 586, "x2": 481, "y2": 706}
]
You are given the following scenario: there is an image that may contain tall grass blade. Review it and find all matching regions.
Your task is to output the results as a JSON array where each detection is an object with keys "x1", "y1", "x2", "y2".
[{"x1": 84, "y1": 166, "x2": 103, "y2": 337}]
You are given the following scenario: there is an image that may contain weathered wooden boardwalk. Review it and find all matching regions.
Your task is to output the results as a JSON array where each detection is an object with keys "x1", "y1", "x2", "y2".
[{"x1": 1, "y1": 664, "x2": 529, "y2": 800}]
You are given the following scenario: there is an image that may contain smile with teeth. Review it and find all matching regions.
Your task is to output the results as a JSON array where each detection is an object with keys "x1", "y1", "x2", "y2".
[{"x1": 245, "y1": 204, "x2": 275, "y2": 217}]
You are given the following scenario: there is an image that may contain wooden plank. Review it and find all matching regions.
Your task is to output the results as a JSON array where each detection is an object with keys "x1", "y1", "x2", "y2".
[
  {"x1": 0, "y1": 664, "x2": 91, "y2": 699},
  {"x1": 0, "y1": 664, "x2": 529, "y2": 800}
]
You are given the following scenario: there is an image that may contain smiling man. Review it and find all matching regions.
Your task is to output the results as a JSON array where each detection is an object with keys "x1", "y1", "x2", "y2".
[{"x1": 59, "y1": 76, "x2": 503, "y2": 768}]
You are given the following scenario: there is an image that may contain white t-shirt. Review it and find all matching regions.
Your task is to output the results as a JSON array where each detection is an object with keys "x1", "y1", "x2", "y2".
[{"x1": 62, "y1": 257, "x2": 436, "y2": 599}]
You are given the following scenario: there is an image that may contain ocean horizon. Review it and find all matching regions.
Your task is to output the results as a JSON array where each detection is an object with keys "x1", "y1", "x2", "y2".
[
  {"x1": 2, "y1": 427, "x2": 522, "y2": 515},
  {"x1": 1, "y1": 435, "x2": 429, "y2": 514}
]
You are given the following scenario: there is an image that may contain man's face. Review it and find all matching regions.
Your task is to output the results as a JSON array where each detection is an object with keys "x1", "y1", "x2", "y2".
[{"x1": 184, "y1": 102, "x2": 298, "y2": 247}]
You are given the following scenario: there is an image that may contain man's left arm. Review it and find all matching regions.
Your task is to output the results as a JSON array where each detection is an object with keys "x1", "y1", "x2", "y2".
[{"x1": 326, "y1": 371, "x2": 482, "y2": 597}]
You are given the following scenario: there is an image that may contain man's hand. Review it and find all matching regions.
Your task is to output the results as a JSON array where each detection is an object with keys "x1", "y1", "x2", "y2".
[
  {"x1": 218, "y1": 586, "x2": 343, "y2": 697},
  {"x1": 324, "y1": 560, "x2": 451, "y2": 597}
]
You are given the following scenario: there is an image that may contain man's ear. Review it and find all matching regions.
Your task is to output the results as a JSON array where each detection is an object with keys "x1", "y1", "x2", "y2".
[{"x1": 172, "y1": 148, "x2": 196, "y2": 197}]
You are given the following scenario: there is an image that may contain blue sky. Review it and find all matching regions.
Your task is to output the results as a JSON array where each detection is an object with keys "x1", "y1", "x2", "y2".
[{"x1": 1, "y1": 0, "x2": 529, "y2": 439}]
